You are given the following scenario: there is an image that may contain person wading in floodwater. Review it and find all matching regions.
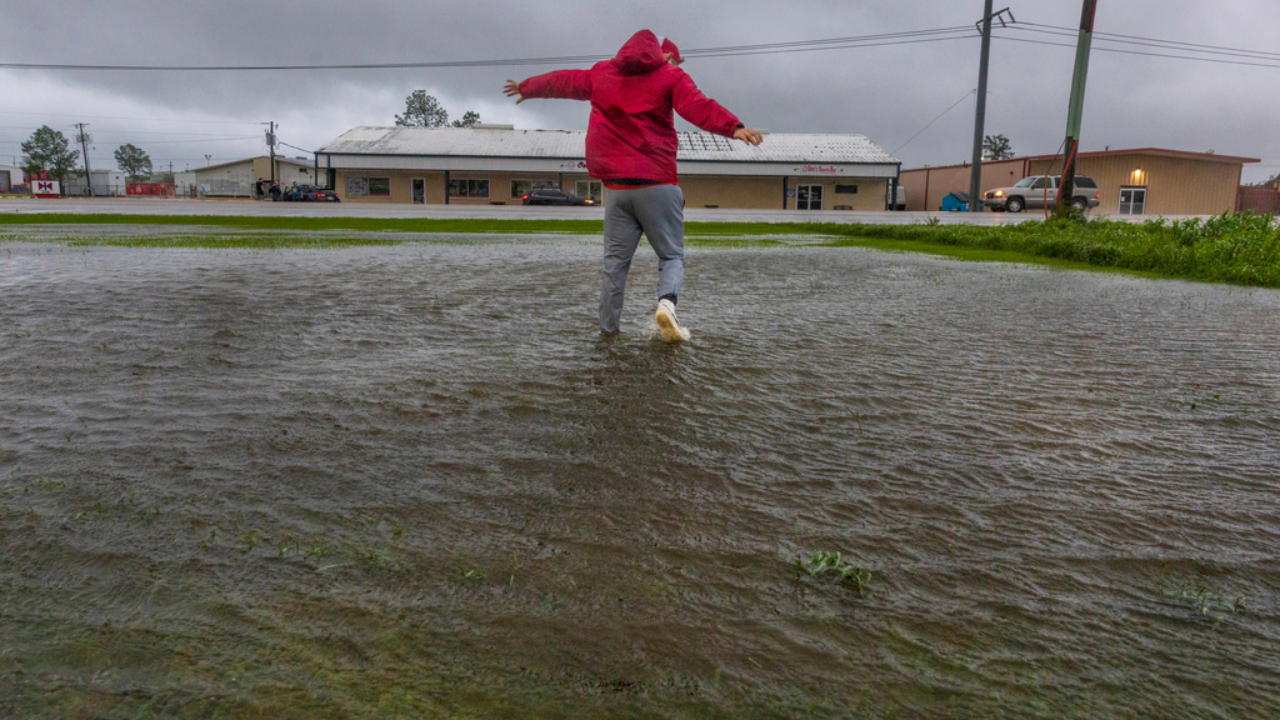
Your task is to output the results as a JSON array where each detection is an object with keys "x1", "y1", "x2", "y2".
[{"x1": 505, "y1": 29, "x2": 763, "y2": 342}]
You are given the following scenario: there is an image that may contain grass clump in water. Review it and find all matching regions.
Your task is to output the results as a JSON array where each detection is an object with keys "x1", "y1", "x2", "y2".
[
  {"x1": 795, "y1": 550, "x2": 871, "y2": 595},
  {"x1": 1157, "y1": 570, "x2": 1247, "y2": 619}
]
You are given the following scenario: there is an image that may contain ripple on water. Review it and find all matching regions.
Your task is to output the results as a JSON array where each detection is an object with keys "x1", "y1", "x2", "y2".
[{"x1": 1, "y1": 240, "x2": 1279, "y2": 716}]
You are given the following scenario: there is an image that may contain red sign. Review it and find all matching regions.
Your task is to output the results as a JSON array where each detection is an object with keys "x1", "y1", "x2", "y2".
[{"x1": 33, "y1": 180, "x2": 60, "y2": 198}]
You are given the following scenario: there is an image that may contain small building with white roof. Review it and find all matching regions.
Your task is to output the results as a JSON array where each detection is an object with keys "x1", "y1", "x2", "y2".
[
  {"x1": 315, "y1": 125, "x2": 902, "y2": 211},
  {"x1": 182, "y1": 155, "x2": 321, "y2": 198}
]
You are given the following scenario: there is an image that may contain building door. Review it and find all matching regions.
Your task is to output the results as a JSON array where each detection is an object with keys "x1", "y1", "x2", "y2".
[
  {"x1": 1119, "y1": 187, "x2": 1146, "y2": 215},
  {"x1": 412, "y1": 178, "x2": 426, "y2": 204},
  {"x1": 796, "y1": 184, "x2": 823, "y2": 210},
  {"x1": 575, "y1": 180, "x2": 603, "y2": 205}
]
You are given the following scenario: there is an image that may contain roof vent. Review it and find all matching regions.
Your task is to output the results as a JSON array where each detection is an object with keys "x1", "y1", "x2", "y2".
[{"x1": 472, "y1": 123, "x2": 515, "y2": 131}]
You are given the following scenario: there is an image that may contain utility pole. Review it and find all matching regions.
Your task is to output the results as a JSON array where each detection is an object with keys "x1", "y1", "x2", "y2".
[
  {"x1": 967, "y1": 6, "x2": 1014, "y2": 212},
  {"x1": 75, "y1": 123, "x2": 93, "y2": 197},
  {"x1": 968, "y1": 2, "x2": 994, "y2": 212},
  {"x1": 1054, "y1": 0, "x2": 1098, "y2": 218},
  {"x1": 265, "y1": 121, "x2": 277, "y2": 186}
]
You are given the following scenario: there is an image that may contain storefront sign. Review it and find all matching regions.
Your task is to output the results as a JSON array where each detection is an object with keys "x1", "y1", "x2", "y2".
[{"x1": 794, "y1": 164, "x2": 841, "y2": 175}]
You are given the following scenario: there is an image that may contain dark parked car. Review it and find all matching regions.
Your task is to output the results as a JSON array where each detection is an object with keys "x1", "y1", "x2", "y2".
[
  {"x1": 521, "y1": 187, "x2": 592, "y2": 206},
  {"x1": 286, "y1": 184, "x2": 340, "y2": 202}
]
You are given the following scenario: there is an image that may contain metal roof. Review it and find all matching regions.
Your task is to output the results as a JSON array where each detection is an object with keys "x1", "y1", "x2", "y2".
[
  {"x1": 903, "y1": 148, "x2": 1260, "y2": 173},
  {"x1": 194, "y1": 155, "x2": 313, "y2": 173},
  {"x1": 318, "y1": 126, "x2": 898, "y2": 165}
]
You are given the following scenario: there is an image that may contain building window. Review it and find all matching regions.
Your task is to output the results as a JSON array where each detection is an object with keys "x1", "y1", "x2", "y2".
[
  {"x1": 575, "y1": 180, "x2": 603, "y2": 204},
  {"x1": 796, "y1": 184, "x2": 824, "y2": 210},
  {"x1": 345, "y1": 176, "x2": 389, "y2": 197},
  {"x1": 449, "y1": 178, "x2": 490, "y2": 198},
  {"x1": 834, "y1": 184, "x2": 858, "y2": 194},
  {"x1": 1119, "y1": 187, "x2": 1146, "y2": 215},
  {"x1": 511, "y1": 180, "x2": 553, "y2": 198}
]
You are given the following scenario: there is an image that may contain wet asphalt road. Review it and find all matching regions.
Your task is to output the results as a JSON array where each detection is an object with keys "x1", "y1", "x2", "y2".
[{"x1": 0, "y1": 196, "x2": 1201, "y2": 224}]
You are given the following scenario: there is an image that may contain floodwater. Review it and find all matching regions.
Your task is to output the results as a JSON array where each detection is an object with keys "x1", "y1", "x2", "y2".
[{"x1": 2, "y1": 235, "x2": 1279, "y2": 718}]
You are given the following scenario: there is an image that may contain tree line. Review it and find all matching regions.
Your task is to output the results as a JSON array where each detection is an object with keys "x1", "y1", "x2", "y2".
[
  {"x1": 16, "y1": 90, "x2": 478, "y2": 194},
  {"x1": 18, "y1": 126, "x2": 154, "y2": 191}
]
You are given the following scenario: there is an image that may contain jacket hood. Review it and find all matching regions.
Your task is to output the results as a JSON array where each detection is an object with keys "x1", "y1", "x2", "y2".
[{"x1": 613, "y1": 29, "x2": 667, "y2": 76}]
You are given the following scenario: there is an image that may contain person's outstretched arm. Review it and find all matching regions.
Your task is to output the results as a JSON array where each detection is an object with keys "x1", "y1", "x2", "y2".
[
  {"x1": 504, "y1": 69, "x2": 593, "y2": 104},
  {"x1": 671, "y1": 73, "x2": 763, "y2": 146},
  {"x1": 732, "y1": 126, "x2": 764, "y2": 146}
]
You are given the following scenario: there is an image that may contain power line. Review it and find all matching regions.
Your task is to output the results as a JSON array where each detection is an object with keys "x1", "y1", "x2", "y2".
[
  {"x1": 0, "y1": 27, "x2": 978, "y2": 71},
  {"x1": 0, "y1": 125, "x2": 269, "y2": 138},
  {"x1": 1005, "y1": 24, "x2": 1280, "y2": 63},
  {"x1": 1018, "y1": 21, "x2": 1280, "y2": 61},
  {"x1": 890, "y1": 88, "x2": 976, "y2": 156},
  {"x1": 2, "y1": 20, "x2": 1276, "y2": 73},
  {"x1": 680, "y1": 26, "x2": 975, "y2": 56},
  {"x1": 994, "y1": 29, "x2": 1280, "y2": 69},
  {"x1": 0, "y1": 109, "x2": 264, "y2": 125},
  {"x1": 277, "y1": 141, "x2": 313, "y2": 154}
]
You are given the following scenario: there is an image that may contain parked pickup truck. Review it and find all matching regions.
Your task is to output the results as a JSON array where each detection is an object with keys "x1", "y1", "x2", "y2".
[{"x1": 983, "y1": 175, "x2": 1100, "y2": 212}]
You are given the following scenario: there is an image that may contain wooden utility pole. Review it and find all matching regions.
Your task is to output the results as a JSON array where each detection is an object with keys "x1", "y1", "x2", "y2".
[
  {"x1": 967, "y1": 0, "x2": 995, "y2": 212},
  {"x1": 266, "y1": 121, "x2": 277, "y2": 186},
  {"x1": 1054, "y1": 0, "x2": 1098, "y2": 218},
  {"x1": 75, "y1": 123, "x2": 93, "y2": 197}
]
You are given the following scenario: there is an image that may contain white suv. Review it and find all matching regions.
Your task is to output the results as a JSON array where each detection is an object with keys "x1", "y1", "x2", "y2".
[{"x1": 984, "y1": 175, "x2": 1100, "y2": 212}]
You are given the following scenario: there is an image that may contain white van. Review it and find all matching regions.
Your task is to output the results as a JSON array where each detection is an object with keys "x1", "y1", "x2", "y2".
[{"x1": 887, "y1": 185, "x2": 906, "y2": 211}]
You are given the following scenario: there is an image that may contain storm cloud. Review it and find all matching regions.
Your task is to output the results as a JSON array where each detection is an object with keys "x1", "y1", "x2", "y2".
[{"x1": 4, "y1": 0, "x2": 1276, "y2": 182}]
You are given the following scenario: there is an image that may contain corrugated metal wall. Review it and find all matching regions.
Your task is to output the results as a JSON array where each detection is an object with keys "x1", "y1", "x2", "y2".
[
  {"x1": 1025, "y1": 154, "x2": 1241, "y2": 216},
  {"x1": 902, "y1": 153, "x2": 1248, "y2": 216},
  {"x1": 899, "y1": 160, "x2": 1021, "y2": 212},
  {"x1": 1237, "y1": 186, "x2": 1280, "y2": 214}
]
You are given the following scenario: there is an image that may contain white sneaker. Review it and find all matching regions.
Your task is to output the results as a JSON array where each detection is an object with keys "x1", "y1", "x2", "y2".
[{"x1": 654, "y1": 298, "x2": 691, "y2": 343}]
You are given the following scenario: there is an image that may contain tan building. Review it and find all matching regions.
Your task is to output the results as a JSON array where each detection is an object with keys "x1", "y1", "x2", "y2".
[
  {"x1": 178, "y1": 156, "x2": 320, "y2": 197},
  {"x1": 901, "y1": 149, "x2": 1259, "y2": 216},
  {"x1": 315, "y1": 125, "x2": 902, "y2": 211}
]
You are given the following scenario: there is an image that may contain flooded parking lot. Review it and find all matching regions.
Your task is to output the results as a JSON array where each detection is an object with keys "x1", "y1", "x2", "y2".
[{"x1": 2, "y1": 235, "x2": 1279, "y2": 717}]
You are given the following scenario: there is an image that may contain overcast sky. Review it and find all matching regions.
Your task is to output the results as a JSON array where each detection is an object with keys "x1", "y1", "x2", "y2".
[{"x1": 3, "y1": 0, "x2": 1277, "y2": 183}]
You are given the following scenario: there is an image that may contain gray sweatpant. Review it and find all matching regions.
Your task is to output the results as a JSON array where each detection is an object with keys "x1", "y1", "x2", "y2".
[{"x1": 599, "y1": 183, "x2": 685, "y2": 334}]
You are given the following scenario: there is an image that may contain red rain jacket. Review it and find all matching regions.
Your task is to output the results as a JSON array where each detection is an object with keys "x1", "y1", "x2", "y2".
[{"x1": 518, "y1": 30, "x2": 742, "y2": 184}]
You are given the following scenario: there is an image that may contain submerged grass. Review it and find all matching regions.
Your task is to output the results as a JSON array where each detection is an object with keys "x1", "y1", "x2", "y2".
[
  {"x1": 4, "y1": 212, "x2": 1280, "y2": 287},
  {"x1": 0, "y1": 213, "x2": 606, "y2": 236}
]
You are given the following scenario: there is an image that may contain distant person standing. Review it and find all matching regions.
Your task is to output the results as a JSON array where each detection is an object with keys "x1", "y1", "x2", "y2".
[
  {"x1": 254, "y1": 177, "x2": 265, "y2": 200},
  {"x1": 505, "y1": 30, "x2": 763, "y2": 342}
]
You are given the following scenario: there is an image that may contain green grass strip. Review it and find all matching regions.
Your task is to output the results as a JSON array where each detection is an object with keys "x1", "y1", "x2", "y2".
[
  {"x1": 812, "y1": 213, "x2": 1280, "y2": 287},
  {"x1": 4, "y1": 212, "x2": 1279, "y2": 288},
  {"x1": 0, "y1": 213, "x2": 605, "y2": 235}
]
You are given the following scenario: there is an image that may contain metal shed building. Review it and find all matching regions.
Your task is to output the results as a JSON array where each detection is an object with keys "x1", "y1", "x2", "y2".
[
  {"x1": 315, "y1": 125, "x2": 901, "y2": 211},
  {"x1": 185, "y1": 156, "x2": 321, "y2": 198},
  {"x1": 0, "y1": 164, "x2": 24, "y2": 193}
]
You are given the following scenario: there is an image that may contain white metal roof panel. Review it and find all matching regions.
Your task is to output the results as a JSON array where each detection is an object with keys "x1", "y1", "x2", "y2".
[{"x1": 318, "y1": 126, "x2": 898, "y2": 166}]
